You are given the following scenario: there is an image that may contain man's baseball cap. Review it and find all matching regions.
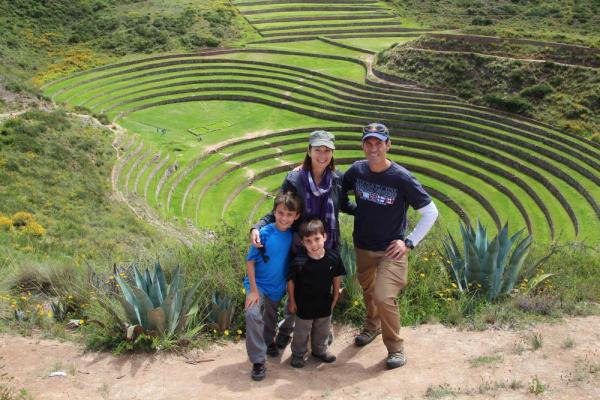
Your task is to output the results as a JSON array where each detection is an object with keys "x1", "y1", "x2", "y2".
[
  {"x1": 309, "y1": 130, "x2": 335, "y2": 149},
  {"x1": 362, "y1": 123, "x2": 389, "y2": 142}
]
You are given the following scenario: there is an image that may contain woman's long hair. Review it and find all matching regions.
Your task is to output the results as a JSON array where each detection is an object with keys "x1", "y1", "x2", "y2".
[{"x1": 302, "y1": 145, "x2": 336, "y2": 172}]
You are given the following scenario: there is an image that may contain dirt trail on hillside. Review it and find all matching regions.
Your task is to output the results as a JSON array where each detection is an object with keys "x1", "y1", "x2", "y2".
[{"x1": 1, "y1": 316, "x2": 599, "y2": 400}]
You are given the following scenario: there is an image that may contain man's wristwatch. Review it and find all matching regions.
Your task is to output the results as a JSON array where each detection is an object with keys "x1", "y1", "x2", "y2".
[{"x1": 404, "y1": 238, "x2": 415, "y2": 250}]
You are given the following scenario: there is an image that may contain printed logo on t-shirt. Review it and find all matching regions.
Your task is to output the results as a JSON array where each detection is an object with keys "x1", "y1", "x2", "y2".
[{"x1": 356, "y1": 179, "x2": 397, "y2": 205}]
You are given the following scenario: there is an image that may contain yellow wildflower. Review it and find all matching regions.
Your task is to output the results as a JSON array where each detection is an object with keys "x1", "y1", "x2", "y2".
[
  {"x1": 224, "y1": 330, "x2": 230, "y2": 336},
  {"x1": 79, "y1": 319, "x2": 85, "y2": 325},
  {"x1": 353, "y1": 300, "x2": 359, "y2": 306},
  {"x1": 423, "y1": 257, "x2": 429, "y2": 261},
  {"x1": 237, "y1": 329, "x2": 242, "y2": 335},
  {"x1": 451, "y1": 283, "x2": 457, "y2": 289}
]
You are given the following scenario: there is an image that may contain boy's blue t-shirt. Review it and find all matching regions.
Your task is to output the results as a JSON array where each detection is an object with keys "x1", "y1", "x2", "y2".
[{"x1": 244, "y1": 223, "x2": 293, "y2": 302}]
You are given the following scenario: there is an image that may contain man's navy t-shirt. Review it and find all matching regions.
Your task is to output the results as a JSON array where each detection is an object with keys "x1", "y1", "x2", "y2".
[{"x1": 342, "y1": 160, "x2": 432, "y2": 251}]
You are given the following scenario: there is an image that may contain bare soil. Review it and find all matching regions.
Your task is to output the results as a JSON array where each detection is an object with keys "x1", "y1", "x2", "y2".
[{"x1": 1, "y1": 316, "x2": 599, "y2": 400}]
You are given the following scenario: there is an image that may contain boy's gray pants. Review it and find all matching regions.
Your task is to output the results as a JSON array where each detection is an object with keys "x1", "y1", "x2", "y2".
[
  {"x1": 245, "y1": 293, "x2": 280, "y2": 364},
  {"x1": 291, "y1": 315, "x2": 331, "y2": 357}
]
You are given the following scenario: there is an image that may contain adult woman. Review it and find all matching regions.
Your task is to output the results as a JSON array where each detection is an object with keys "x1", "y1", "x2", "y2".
[
  {"x1": 250, "y1": 130, "x2": 355, "y2": 250},
  {"x1": 249, "y1": 130, "x2": 355, "y2": 351}
]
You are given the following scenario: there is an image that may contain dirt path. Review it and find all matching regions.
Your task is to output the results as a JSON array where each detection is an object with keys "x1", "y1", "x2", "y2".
[{"x1": 2, "y1": 316, "x2": 599, "y2": 400}]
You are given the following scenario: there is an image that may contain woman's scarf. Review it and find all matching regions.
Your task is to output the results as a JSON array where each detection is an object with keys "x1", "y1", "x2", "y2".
[{"x1": 300, "y1": 168, "x2": 337, "y2": 249}]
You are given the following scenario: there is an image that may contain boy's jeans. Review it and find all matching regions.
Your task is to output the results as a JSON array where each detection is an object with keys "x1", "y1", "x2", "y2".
[
  {"x1": 291, "y1": 315, "x2": 331, "y2": 357},
  {"x1": 356, "y1": 248, "x2": 408, "y2": 353},
  {"x1": 245, "y1": 292, "x2": 280, "y2": 364}
]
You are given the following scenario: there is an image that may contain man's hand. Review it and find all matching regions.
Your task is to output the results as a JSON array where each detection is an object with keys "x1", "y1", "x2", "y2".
[
  {"x1": 385, "y1": 239, "x2": 410, "y2": 260},
  {"x1": 250, "y1": 228, "x2": 263, "y2": 248},
  {"x1": 245, "y1": 290, "x2": 260, "y2": 310}
]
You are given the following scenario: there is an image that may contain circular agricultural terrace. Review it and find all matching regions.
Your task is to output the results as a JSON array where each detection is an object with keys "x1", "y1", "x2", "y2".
[{"x1": 43, "y1": 1, "x2": 600, "y2": 244}]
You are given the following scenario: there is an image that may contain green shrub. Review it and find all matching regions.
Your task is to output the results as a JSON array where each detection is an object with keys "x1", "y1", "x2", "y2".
[
  {"x1": 520, "y1": 83, "x2": 554, "y2": 99},
  {"x1": 483, "y1": 92, "x2": 533, "y2": 114}
]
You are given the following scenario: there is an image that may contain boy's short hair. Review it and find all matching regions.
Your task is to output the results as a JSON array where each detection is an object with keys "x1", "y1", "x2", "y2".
[
  {"x1": 299, "y1": 218, "x2": 326, "y2": 239},
  {"x1": 273, "y1": 191, "x2": 301, "y2": 214}
]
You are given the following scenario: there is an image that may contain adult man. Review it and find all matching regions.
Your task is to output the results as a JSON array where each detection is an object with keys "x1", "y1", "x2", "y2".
[{"x1": 342, "y1": 122, "x2": 439, "y2": 369}]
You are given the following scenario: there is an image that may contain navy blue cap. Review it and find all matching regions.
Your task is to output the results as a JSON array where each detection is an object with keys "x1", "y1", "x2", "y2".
[{"x1": 362, "y1": 123, "x2": 389, "y2": 142}]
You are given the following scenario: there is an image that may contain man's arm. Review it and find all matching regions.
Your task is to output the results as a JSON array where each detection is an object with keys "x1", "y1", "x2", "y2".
[{"x1": 385, "y1": 201, "x2": 439, "y2": 260}]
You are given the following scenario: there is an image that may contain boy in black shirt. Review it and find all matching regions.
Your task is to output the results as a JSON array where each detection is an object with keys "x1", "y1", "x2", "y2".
[{"x1": 287, "y1": 218, "x2": 346, "y2": 368}]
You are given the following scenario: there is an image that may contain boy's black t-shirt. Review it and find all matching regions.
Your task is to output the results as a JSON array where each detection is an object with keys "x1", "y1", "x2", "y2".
[{"x1": 288, "y1": 249, "x2": 346, "y2": 320}]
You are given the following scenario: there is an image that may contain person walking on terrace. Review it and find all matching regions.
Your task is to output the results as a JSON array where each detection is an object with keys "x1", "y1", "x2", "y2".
[
  {"x1": 342, "y1": 122, "x2": 439, "y2": 370},
  {"x1": 250, "y1": 130, "x2": 355, "y2": 350}
]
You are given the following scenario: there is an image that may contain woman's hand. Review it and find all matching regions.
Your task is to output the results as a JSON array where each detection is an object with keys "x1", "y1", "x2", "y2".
[{"x1": 250, "y1": 228, "x2": 263, "y2": 248}]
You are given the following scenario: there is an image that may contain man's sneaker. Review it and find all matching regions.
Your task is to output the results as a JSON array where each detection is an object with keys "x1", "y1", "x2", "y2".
[
  {"x1": 354, "y1": 329, "x2": 381, "y2": 347},
  {"x1": 267, "y1": 342, "x2": 279, "y2": 357},
  {"x1": 290, "y1": 354, "x2": 305, "y2": 368},
  {"x1": 311, "y1": 351, "x2": 336, "y2": 363},
  {"x1": 385, "y1": 351, "x2": 407, "y2": 369},
  {"x1": 275, "y1": 334, "x2": 291, "y2": 349},
  {"x1": 251, "y1": 362, "x2": 267, "y2": 381}
]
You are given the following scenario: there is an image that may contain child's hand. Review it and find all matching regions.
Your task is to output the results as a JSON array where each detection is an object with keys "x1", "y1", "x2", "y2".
[
  {"x1": 288, "y1": 301, "x2": 297, "y2": 314},
  {"x1": 245, "y1": 290, "x2": 260, "y2": 310}
]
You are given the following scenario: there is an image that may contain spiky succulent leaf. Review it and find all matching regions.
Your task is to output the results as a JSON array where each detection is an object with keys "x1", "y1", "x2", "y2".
[
  {"x1": 154, "y1": 262, "x2": 167, "y2": 298},
  {"x1": 464, "y1": 236, "x2": 486, "y2": 288},
  {"x1": 168, "y1": 266, "x2": 183, "y2": 297},
  {"x1": 148, "y1": 278, "x2": 164, "y2": 308},
  {"x1": 144, "y1": 268, "x2": 152, "y2": 293},
  {"x1": 483, "y1": 236, "x2": 501, "y2": 301},
  {"x1": 133, "y1": 264, "x2": 146, "y2": 292},
  {"x1": 117, "y1": 296, "x2": 140, "y2": 326},
  {"x1": 115, "y1": 274, "x2": 140, "y2": 319},
  {"x1": 502, "y1": 235, "x2": 532, "y2": 294},
  {"x1": 130, "y1": 286, "x2": 154, "y2": 330}
]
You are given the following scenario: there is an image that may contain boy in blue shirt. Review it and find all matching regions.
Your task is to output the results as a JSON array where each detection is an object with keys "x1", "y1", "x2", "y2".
[
  {"x1": 287, "y1": 218, "x2": 346, "y2": 368},
  {"x1": 244, "y1": 191, "x2": 301, "y2": 381}
]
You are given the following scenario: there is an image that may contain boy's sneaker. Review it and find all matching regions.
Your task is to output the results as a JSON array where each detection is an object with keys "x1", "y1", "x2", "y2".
[
  {"x1": 311, "y1": 351, "x2": 336, "y2": 363},
  {"x1": 290, "y1": 354, "x2": 305, "y2": 368},
  {"x1": 354, "y1": 329, "x2": 381, "y2": 347},
  {"x1": 251, "y1": 362, "x2": 267, "y2": 381},
  {"x1": 385, "y1": 351, "x2": 407, "y2": 369},
  {"x1": 275, "y1": 334, "x2": 291, "y2": 349},
  {"x1": 267, "y1": 342, "x2": 279, "y2": 357}
]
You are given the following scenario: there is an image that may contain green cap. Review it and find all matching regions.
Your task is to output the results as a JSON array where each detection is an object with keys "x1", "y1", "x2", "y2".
[{"x1": 309, "y1": 130, "x2": 335, "y2": 150}]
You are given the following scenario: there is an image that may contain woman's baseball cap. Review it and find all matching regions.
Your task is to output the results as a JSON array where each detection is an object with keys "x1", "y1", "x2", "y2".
[
  {"x1": 309, "y1": 130, "x2": 335, "y2": 149},
  {"x1": 362, "y1": 123, "x2": 389, "y2": 141}
]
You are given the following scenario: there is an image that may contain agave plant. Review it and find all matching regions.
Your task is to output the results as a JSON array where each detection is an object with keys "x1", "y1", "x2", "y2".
[
  {"x1": 115, "y1": 262, "x2": 200, "y2": 337},
  {"x1": 208, "y1": 292, "x2": 236, "y2": 332},
  {"x1": 442, "y1": 221, "x2": 534, "y2": 302}
]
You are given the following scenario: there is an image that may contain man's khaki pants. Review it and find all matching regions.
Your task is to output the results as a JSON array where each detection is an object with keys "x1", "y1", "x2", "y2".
[{"x1": 356, "y1": 248, "x2": 408, "y2": 353}]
